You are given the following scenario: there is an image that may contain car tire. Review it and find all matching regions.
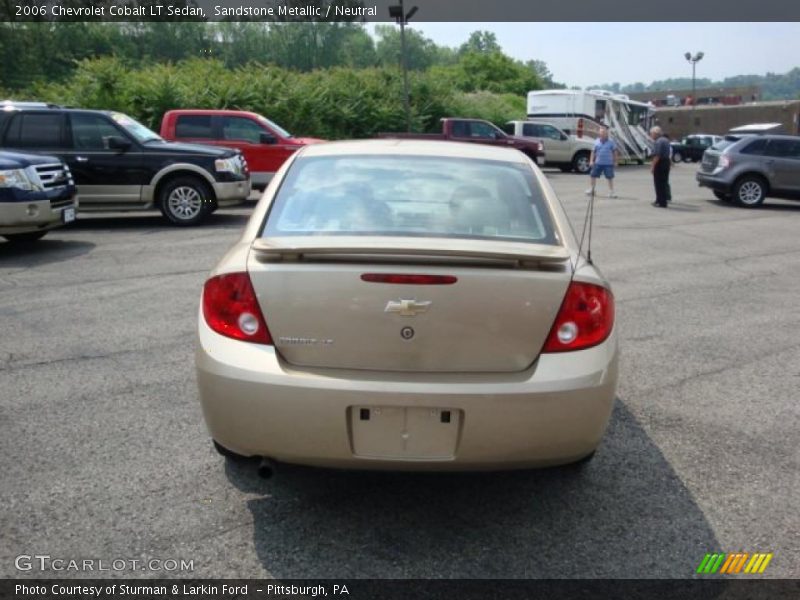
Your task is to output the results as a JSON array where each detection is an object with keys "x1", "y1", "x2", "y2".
[
  {"x1": 159, "y1": 176, "x2": 214, "y2": 226},
  {"x1": 713, "y1": 190, "x2": 732, "y2": 202},
  {"x1": 572, "y1": 151, "x2": 591, "y2": 174},
  {"x1": 672, "y1": 151, "x2": 683, "y2": 163},
  {"x1": 2, "y1": 231, "x2": 47, "y2": 243},
  {"x1": 733, "y1": 176, "x2": 767, "y2": 208},
  {"x1": 213, "y1": 440, "x2": 248, "y2": 461}
]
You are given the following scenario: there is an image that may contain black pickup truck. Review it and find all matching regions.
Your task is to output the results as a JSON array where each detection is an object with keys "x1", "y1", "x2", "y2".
[{"x1": 0, "y1": 103, "x2": 250, "y2": 225}]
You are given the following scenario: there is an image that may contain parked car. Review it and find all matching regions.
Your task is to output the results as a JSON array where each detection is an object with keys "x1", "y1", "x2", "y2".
[
  {"x1": 196, "y1": 140, "x2": 618, "y2": 473},
  {"x1": 379, "y1": 118, "x2": 546, "y2": 165},
  {"x1": 0, "y1": 150, "x2": 77, "y2": 243},
  {"x1": 160, "y1": 109, "x2": 324, "y2": 191},
  {"x1": 504, "y1": 120, "x2": 595, "y2": 173},
  {"x1": 0, "y1": 103, "x2": 250, "y2": 225},
  {"x1": 670, "y1": 134, "x2": 723, "y2": 163},
  {"x1": 697, "y1": 134, "x2": 800, "y2": 206}
]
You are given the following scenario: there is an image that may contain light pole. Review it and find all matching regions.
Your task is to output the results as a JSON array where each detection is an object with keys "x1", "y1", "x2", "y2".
[
  {"x1": 685, "y1": 51, "x2": 704, "y2": 132},
  {"x1": 389, "y1": 1, "x2": 418, "y2": 132}
]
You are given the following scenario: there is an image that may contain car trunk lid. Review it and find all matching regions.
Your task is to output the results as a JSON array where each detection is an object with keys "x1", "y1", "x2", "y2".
[{"x1": 247, "y1": 236, "x2": 573, "y2": 373}]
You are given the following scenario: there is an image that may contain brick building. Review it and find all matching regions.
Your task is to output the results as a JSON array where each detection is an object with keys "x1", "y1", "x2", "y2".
[{"x1": 653, "y1": 100, "x2": 800, "y2": 139}]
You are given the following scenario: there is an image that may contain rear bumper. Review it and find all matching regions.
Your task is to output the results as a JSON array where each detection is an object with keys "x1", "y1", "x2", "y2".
[
  {"x1": 0, "y1": 194, "x2": 78, "y2": 235},
  {"x1": 213, "y1": 178, "x2": 251, "y2": 207},
  {"x1": 696, "y1": 171, "x2": 732, "y2": 192},
  {"x1": 195, "y1": 318, "x2": 619, "y2": 471}
]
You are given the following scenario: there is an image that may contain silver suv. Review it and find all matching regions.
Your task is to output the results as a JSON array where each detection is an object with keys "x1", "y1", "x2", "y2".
[{"x1": 697, "y1": 135, "x2": 800, "y2": 207}]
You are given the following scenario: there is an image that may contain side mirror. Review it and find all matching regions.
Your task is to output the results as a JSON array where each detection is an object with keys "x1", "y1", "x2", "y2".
[
  {"x1": 107, "y1": 136, "x2": 132, "y2": 151},
  {"x1": 260, "y1": 132, "x2": 277, "y2": 145},
  {"x1": 560, "y1": 133, "x2": 568, "y2": 141}
]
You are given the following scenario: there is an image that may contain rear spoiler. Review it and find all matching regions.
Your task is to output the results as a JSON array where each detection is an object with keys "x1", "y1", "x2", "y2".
[{"x1": 252, "y1": 236, "x2": 571, "y2": 267}]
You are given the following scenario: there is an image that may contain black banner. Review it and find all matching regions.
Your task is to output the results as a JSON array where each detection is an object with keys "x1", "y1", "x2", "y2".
[
  {"x1": 3, "y1": 580, "x2": 800, "y2": 600},
  {"x1": 1, "y1": 0, "x2": 799, "y2": 22}
]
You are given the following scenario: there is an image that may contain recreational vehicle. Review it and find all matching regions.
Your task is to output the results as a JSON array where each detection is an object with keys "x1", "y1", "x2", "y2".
[{"x1": 527, "y1": 89, "x2": 655, "y2": 163}]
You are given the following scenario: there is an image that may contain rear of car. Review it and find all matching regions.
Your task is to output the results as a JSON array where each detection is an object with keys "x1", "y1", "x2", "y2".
[
  {"x1": 195, "y1": 140, "x2": 618, "y2": 471},
  {"x1": 697, "y1": 135, "x2": 800, "y2": 207},
  {"x1": 0, "y1": 150, "x2": 77, "y2": 243}
]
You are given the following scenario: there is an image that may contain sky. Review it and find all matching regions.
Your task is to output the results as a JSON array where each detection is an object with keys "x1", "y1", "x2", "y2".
[{"x1": 387, "y1": 23, "x2": 800, "y2": 88}]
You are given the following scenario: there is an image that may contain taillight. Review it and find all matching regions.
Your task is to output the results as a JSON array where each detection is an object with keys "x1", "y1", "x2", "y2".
[
  {"x1": 577, "y1": 118, "x2": 584, "y2": 138},
  {"x1": 202, "y1": 273, "x2": 272, "y2": 344},
  {"x1": 537, "y1": 142, "x2": 544, "y2": 153},
  {"x1": 718, "y1": 155, "x2": 731, "y2": 169},
  {"x1": 361, "y1": 273, "x2": 457, "y2": 285},
  {"x1": 542, "y1": 281, "x2": 614, "y2": 353}
]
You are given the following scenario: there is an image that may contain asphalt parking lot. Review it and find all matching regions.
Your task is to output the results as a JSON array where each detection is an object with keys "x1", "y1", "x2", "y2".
[{"x1": 1, "y1": 164, "x2": 798, "y2": 579}]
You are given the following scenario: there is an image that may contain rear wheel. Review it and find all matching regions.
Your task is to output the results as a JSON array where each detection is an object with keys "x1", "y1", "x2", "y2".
[
  {"x1": 159, "y1": 176, "x2": 214, "y2": 226},
  {"x1": 672, "y1": 150, "x2": 683, "y2": 163},
  {"x1": 733, "y1": 176, "x2": 766, "y2": 207},
  {"x1": 2, "y1": 231, "x2": 47, "y2": 243},
  {"x1": 572, "y1": 151, "x2": 591, "y2": 174}
]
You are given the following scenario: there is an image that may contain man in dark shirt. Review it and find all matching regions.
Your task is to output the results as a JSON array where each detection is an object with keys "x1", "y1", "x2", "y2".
[{"x1": 650, "y1": 126, "x2": 671, "y2": 207}]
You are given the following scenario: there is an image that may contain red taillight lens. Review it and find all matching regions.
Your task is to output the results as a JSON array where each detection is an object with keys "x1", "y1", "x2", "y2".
[
  {"x1": 202, "y1": 273, "x2": 272, "y2": 344},
  {"x1": 361, "y1": 273, "x2": 457, "y2": 285},
  {"x1": 542, "y1": 281, "x2": 614, "y2": 353}
]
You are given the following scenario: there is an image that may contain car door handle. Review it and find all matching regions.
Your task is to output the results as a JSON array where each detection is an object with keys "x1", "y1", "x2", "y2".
[{"x1": 76, "y1": 156, "x2": 89, "y2": 162}]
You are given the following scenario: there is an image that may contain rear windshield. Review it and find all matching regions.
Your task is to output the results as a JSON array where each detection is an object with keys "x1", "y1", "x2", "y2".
[
  {"x1": 711, "y1": 136, "x2": 743, "y2": 152},
  {"x1": 262, "y1": 154, "x2": 558, "y2": 245}
]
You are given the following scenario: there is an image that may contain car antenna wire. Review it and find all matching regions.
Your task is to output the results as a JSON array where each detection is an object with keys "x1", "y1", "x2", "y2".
[{"x1": 573, "y1": 186, "x2": 596, "y2": 277}]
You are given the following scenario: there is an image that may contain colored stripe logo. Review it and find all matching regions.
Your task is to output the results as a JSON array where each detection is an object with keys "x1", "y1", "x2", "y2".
[{"x1": 696, "y1": 552, "x2": 773, "y2": 574}]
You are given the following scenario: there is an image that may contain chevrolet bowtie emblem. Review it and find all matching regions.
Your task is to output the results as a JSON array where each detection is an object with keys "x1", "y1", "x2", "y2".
[{"x1": 384, "y1": 299, "x2": 432, "y2": 317}]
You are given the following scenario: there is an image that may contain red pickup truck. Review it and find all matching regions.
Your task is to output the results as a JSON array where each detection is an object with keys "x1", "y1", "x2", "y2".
[
  {"x1": 160, "y1": 110, "x2": 324, "y2": 190},
  {"x1": 379, "y1": 118, "x2": 545, "y2": 165}
]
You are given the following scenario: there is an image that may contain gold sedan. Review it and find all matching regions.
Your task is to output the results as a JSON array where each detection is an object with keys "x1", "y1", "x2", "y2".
[{"x1": 196, "y1": 140, "x2": 618, "y2": 472}]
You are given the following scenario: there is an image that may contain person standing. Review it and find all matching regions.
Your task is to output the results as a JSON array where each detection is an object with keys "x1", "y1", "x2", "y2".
[
  {"x1": 650, "y1": 126, "x2": 671, "y2": 207},
  {"x1": 585, "y1": 127, "x2": 620, "y2": 198}
]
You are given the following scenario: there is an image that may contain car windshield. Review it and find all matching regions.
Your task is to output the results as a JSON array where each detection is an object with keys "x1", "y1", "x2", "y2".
[
  {"x1": 263, "y1": 154, "x2": 558, "y2": 244},
  {"x1": 258, "y1": 115, "x2": 292, "y2": 138},
  {"x1": 109, "y1": 112, "x2": 163, "y2": 143}
]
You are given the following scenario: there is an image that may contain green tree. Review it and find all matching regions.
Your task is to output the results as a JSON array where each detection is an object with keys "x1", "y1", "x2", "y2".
[
  {"x1": 458, "y1": 30, "x2": 501, "y2": 55},
  {"x1": 449, "y1": 51, "x2": 541, "y2": 96},
  {"x1": 374, "y1": 24, "x2": 439, "y2": 71}
]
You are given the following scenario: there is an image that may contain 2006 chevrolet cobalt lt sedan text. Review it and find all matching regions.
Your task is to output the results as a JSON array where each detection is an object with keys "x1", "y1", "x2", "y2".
[{"x1": 195, "y1": 140, "x2": 618, "y2": 471}]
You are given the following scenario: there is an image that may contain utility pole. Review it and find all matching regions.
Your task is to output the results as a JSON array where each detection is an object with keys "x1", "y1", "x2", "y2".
[
  {"x1": 685, "y1": 51, "x2": 704, "y2": 132},
  {"x1": 389, "y1": 1, "x2": 418, "y2": 132}
]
